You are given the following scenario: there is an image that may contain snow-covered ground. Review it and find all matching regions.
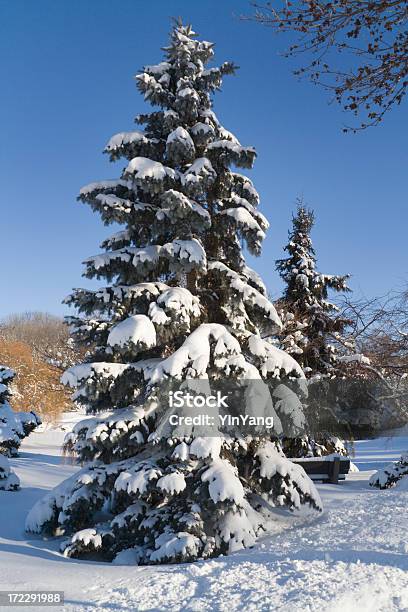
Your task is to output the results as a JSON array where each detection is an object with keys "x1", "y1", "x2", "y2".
[{"x1": 0, "y1": 414, "x2": 407, "y2": 612}]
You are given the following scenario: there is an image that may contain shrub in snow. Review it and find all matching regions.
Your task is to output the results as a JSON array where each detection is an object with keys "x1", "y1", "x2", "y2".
[
  {"x1": 0, "y1": 454, "x2": 20, "y2": 491},
  {"x1": 283, "y1": 434, "x2": 348, "y2": 458},
  {"x1": 369, "y1": 453, "x2": 408, "y2": 489},
  {"x1": 26, "y1": 23, "x2": 321, "y2": 564},
  {"x1": 0, "y1": 365, "x2": 41, "y2": 490}
]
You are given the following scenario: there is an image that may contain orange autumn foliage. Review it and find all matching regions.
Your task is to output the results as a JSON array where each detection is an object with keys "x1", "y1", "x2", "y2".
[{"x1": 0, "y1": 337, "x2": 74, "y2": 421}]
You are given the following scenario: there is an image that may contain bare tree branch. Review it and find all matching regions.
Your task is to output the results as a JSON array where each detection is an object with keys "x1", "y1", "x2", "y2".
[{"x1": 245, "y1": 0, "x2": 408, "y2": 131}]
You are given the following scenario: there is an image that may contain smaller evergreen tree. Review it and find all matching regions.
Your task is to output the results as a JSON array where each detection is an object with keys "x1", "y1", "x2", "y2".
[
  {"x1": 0, "y1": 365, "x2": 41, "y2": 490},
  {"x1": 276, "y1": 202, "x2": 351, "y2": 376},
  {"x1": 276, "y1": 202, "x2": 353, "y2": 457}
]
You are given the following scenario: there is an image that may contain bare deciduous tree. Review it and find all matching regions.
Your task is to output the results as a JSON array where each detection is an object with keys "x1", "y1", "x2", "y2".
[
  {"x1": 246, "y1": 1, "x2": 408, "y2": 130},
  {"x1": 0, "y1": 337, "x2": 73, "y2": 420},
  {"x1": 0, "y1": 312, "x2": 89, "y2": 419},
  {"x1": 340, "y1": 288, "x2": 408, "y2": 423},
  {"x1": 0, "y1": 312, "x2": 83, "y2": 370}
]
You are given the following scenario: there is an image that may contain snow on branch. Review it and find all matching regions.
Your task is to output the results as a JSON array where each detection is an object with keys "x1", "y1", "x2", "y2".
[
  {"x1": 255, "y1": 440, "x2": 322, "y2": 510},
  {"x1": 241, "y1": 265, "x2": 268, "y2": 296},
  {"x1": 337, "y1": 354, "x2": 371, "y2": 365},
  {"x1": 248, "y1": 335, "x2": 305, "y2": 379},
  {"x1": 208, "y1": 261, "x2": 281, "y2": 331},
  {"x1": 157, "y1": 190, "x2": 211, "y2": 229},
  {"x1": 124, "y1": 157, "x2": 179, "y2": 194},
  {"x1": 207, "y1": 140, "x2": 256, "y2": 169},
  {"x1": 104, "y1": 131, "x2": 163, "y2": 162},
  {"x1": 201, "y1": 459, "x2": 245, "y2": 504},
  {"x1": 83, "y1": 238, "x2": 207, "y2": 279},
  {"x1": 225, "y1": 194, "x2": 268, "y2": 230},
  {"x1": 182, "y1": 157, "x2": 217, "y2": 195},
  {"x1": 218, "y1": 207, "x2": 266, "y2": 255},
  {"x1": 230, "y1": 172, "x2": 260, "y2": 206},
  {"x1": 62, "y1": 362, "x2": 130, "y2": 389},
  {"x1": 149, "y1": 286, "x2": 201, "y2": 336},
  {"x1": 107, "y1": 315, "x2": 157, "y2": 353},
  {"x1": 146, "y1": 323, "x2": 246, "y2": 383},
  {"x1": 166, "y1": 127, "x2": 195, "y2": 164}
]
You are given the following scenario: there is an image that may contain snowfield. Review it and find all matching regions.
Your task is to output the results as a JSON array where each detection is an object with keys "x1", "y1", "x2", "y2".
[{"x1": 0, "y1": 414, "x2": 407, "y2": 612}]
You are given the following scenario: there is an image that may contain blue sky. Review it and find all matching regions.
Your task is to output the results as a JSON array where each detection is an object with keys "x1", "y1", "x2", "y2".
[{"x1": 0, "y1": 0, "x2": 406, "y2": 318}]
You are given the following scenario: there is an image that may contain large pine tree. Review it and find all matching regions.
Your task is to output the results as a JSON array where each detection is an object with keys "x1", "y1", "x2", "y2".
[
  {"x1": 27, "y1": 23, "x2": 321, "y2": 564},
  {"x1": 276, "y1": 202, "x2": 351, "y2": 377}
]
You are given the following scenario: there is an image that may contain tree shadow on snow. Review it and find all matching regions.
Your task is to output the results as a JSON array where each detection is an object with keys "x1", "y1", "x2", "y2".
[{"x1": 13, "y1": 450, "x2": 69, "y2": 468}]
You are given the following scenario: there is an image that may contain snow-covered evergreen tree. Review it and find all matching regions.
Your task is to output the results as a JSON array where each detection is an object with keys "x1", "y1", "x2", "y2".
[
  {"x1": 26, "y1": 23, "x2": 321, "y2": 564},
  {"x1": 276, "y1": 203, "x2": 355, "y2": 458},
  {"x1": 0, "y1": 365, "x2": 40, "y2": 490},
  {"x1": 276, "y1": 201, "x2": 351, "y2": 376}
]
